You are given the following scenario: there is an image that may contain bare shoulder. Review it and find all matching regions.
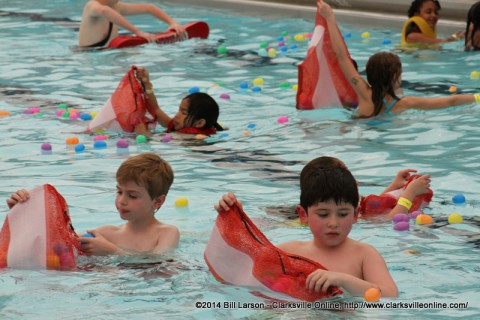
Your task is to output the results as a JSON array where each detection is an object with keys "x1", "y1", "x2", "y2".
[{"x1": 95, "y1": 224, "x2": 122, "y2": 236}]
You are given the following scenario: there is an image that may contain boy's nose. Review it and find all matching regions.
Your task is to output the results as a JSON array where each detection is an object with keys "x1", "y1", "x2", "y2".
[{"x1": 327, "y1": 215, "x2": 339, "y2": 227}]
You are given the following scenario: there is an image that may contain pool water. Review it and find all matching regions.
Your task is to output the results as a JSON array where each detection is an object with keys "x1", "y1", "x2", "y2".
[{"x1": 0, "y1": 0, "x2": 479, "y2": 318}]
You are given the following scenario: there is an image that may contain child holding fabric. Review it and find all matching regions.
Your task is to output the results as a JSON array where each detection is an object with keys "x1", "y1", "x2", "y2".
[
  {"x1": 215, "y1": 160, "x2": 399, "y2": 297},
  {"x1": 316, "y1": 0, "x2": 480, "y2": 118},
  {"x1": 8, "y1": 153, "x2": 179, "y2": 256}
]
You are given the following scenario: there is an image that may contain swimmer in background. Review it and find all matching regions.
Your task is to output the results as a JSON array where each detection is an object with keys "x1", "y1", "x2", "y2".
[
  {"x1": 465, "y1": 1, "x2": 480, "y2": 51},
  {"x1": 79, "y1": 0, "x2": 186, "y2": 47},
  {"x1": 134, "y1": 67, "x2": 223, "y2": 137},
  {"x1": 8, "y1": 153, "x2": 180, "y2": 256},
  {"x1": 317, "y1": 0, "x2": 480, "y2": 118},
  {"x1": 402, "y1": 0, "x2": 464, "y2": 46}
]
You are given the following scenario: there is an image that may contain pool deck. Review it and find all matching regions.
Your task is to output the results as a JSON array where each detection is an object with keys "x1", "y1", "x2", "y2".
[{"x1": 175, "y1": 0, "x2": 471, "y2": 33}]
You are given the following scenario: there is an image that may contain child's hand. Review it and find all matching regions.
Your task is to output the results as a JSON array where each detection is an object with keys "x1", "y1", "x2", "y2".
[
  {"x1": 79, "y1": 230, "x2": 121, "y2": 256},
  {"x1": 135, "y1": 67, "x2": 150, "y2": 85},
  {"x1": 306, "y1": 269, "x2": 344, "y2": 293},
  {"x1": 6, "y1": 189, "x2": 30, "y2": 209},
  {"x1": 168, "y1": 22, "x2": 186, "y2": 38},
  {"x1": 214, "y1": 192, "x2": 242, "y2": 213},
  {"x1": 136, "y1": 31, "x2": 157, "y2": 43},
  {"x1": 317, "y1": 0, "x2": 334, "y2": 18},
  {"x1": 390, "y1": 168, "x2": 417, "y2": 190},
  {"x1": 404, "y1": 174, "x2": 431, "y2": 197}
]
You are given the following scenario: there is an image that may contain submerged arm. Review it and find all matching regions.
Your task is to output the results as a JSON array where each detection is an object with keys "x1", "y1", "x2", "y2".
[{"x1": 400, "y1": 94, "x2": 477, "y2": 111}]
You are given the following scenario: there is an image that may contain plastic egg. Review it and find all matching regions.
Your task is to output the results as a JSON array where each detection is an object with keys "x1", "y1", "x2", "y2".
[
  {"x1": 75, "y1": 144, "x2": 85, "y2": 153},
  {"x1": 452, "y1": 194, "x2": 466, "y2": 204},
  {"x1": 217, "y1": 45, "x2": 227, "y2": 55},
  {"x1": 448, "y1": 213, "x2": 463, "y2": 224},
  {"x1": 57, "y1": 103, "x2": 68, "y2": 110},
  {"x1": 66, "y1": 136, "x2": 79, "y2": 145},
  {"x1": 448, "y1": 85, "x2": 458, "y2": 93},
  {"x1": 393, "y1": 213, "x2": 409, "y2": 223},
  {"x1": 251, "y1": 86, "x2": 262, "y2": 93},
  {"x1": 162, "y1": 134, "x2": 173, "y2": 143},
  {"x1": 268, "y1": 48, "x2": 276, "y2": 58},
  {"x1": 188, "y1": 86, "x2": 200, "y2": 94},
  {"x1": 41, "y1": 143, "x2": 52, "y2": 151},
  {"x1": 415, "y1": 214, "x2": 433, "y2": 225},
  {"x1": 0, "y1": 110, "x2": 10, "y2": 116},
  {"x1": 393, "y1": 221, "x2": 410, "y2": 231},
  {"x1": 136, "y1": 135, "x2": 147, "y2": 143},
  {"x1": 470, "y1": 71, "x2": 479, "y2": 80},
  {"x1": 219, "y1": 93, "x2": 230, "y2": 100},
  {"x1": 361, "y1": 32, "x2": 371, "y2": 38},
  {"x1": 174, "y1": 197, "x2": 189, "y2": 207},
  {"x1": 410, "y1": 211, "x2": 423, "y2": 219},
  {"x1": 253, "y1": 78, "x2": 264, "y2": 86},
  {"x1": 364, "y1": 287, "x2": 381, "y2": 302},
  {"x1": 116, "y1": 139, "x2": 129, "y2": 148},
  {"x1": 93, "y1": 140, "x2": 107, "y2": 149},
  {"x1": 277, "y1": 116, "x2": 289, "y2": 124}
]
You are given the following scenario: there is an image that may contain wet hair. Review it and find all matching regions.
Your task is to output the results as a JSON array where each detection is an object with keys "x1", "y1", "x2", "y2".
[
  {"x1": 465, "y1": 2, "x2": 480, "y2": 48},
  {"x1": 365, "y1": 52, "x2": 402, "y2": 117},
  {"x1": 299, "y1": 165, "x2": 359, "y2": 211},
  {"x1": 182, "y1": 92, "x2": 223, "y2": 131},
  {"x1": 300, "y1": 156, "x2": 348, "y2": 185},
  {"x1": 408, "y1": 0, "x2": 441, "y2": 18},
  {"x1": 116, "y1": 153, "x2": 174, "y2": 199}
]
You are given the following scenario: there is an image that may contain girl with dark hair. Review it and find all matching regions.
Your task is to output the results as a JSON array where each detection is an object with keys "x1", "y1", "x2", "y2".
[
  {"x1": 402, "y1": 0, "x2": 463, "y2": 45},
  {"x1": 317, "y1": 0, "x2": 479, "y2": 118},
  {"x1": 135, "y1": 67, "x2": 223, "y2": 136},
  {"x1": 465, "y1": 1, "x2": 480, "y2": 51}
]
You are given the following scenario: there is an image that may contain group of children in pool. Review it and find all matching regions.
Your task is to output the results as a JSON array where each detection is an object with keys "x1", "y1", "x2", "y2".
[{"x1": 4, "y1": 0, "x2": 479, "y2": 299}]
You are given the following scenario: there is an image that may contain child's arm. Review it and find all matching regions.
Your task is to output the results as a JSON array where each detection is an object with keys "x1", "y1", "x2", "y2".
[
  {"x1": 117, "y1": 3, "x2": 185, "y2": 36},
  {"x1": 6, "y1": 189, "x2": 30, "y2": 209},
  {"x1": 382, "y1": 169, "x2": 417, "y2": 193},
  {"x1": 387, "y1": 174, "x2": 431, "y2": 218},
  {"x1": 88, "y1": 1, "x2": 156, "y2": 42},
  {"x1": 317, "y1": 0, "x2": 372, "y2": 116},
  {"x1": 135, "y1": 67, "x2": 172, "y2": 129},
  {"x1": 79, "y1": 229, "x2": 128, "y2": 256},
  {"x1": 399, "y1": 94, "x2": 478, "y2": 111}
]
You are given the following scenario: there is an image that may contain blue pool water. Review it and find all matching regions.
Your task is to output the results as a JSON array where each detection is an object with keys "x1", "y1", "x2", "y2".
[{"x1": 0, "y1": 0, "x2": 479, "y2": 318}]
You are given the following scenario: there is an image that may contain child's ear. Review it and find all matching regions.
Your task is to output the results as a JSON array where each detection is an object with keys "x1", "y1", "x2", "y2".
[
  {"x1": 153, "y1": 195, "x2": 166, "y2": 210},
  {"x1": 296, "y1": 205, "x2": 308, "y2": 224},
  {"x1": 194, "y1": 118, "x2": 206, "y2": 128}
]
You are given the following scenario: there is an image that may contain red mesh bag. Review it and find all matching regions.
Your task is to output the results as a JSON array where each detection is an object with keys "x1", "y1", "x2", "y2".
[
  {"x1": 88, "y1": 66, "x2": 156, "y2": 133},
  {"x1": 296, "y1": 10, "x2": 357, "y2": 110},
  {"x1": 0, "y1": 184, "x2": 80, "y2": 269},
  {"x1": 204, "y1": 201, "x2": 342, "y2": 301}
]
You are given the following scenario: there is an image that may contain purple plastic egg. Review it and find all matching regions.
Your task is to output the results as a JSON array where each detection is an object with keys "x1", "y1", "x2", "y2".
[
  {"x1": 393, "y1": 213, "x2": 409, "y2": 223},
  {"x1": 410, "y1": 211, "x2": 423, "y2": 219},
  {"x1": 116, "y1": 139, "x2": 129, "y2": 148},
  {"x1": 393, "y1": 221, "x2": 410, "y2": 231}
]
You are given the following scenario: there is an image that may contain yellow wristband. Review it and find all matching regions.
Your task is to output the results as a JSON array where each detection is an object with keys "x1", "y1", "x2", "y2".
[
  {"x1": 146, "y1": 89, "x2": 154, "y2": 95},
  {"x1": 474, "y1": 94, "x2": 480, "y2": 104},
  {"x1": 397, "y1": 197, "x2": 413, "y2": 210}
]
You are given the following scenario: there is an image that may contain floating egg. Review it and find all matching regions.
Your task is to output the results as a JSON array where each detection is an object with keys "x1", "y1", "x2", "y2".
[
  {"x1": 174, "y1": 197, "x2": 189, "y2": 207},
  {"x1": 448, "y1": 213, "x2": 463, "y2": 224}
]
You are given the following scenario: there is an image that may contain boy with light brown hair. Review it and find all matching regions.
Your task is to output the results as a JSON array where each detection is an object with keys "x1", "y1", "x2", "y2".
[{"x1": 8, "y1": 153, "x2": 179, "y2": 255}]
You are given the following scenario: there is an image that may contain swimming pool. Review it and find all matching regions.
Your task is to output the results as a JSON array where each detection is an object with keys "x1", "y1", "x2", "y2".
[{"x1": 0, "y1": 0, "x2": 479, "y2": 318}]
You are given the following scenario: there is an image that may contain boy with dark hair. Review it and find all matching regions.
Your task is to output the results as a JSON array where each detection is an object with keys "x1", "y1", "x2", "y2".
[{"x1": 215, "y1": 159, "x2": 398, "y2": 297}]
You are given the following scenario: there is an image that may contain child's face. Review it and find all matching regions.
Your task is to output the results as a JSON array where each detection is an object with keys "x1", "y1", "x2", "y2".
[
  {"x1": 115, "y1": 181, "x2": 158, "y2": 222},
  {"x1": 171, "y1": 99, "x2": 189, "y2": 130},
  {"x1": 305, "y1": 200, "x2": 356, "y2": 247},
  {"x1": 416, "y1": 1, "x2": 439, "y2": 29}
]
